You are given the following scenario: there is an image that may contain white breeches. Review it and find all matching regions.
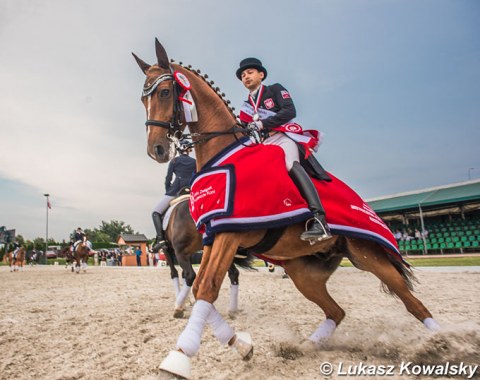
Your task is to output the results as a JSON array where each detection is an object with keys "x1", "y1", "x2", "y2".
[
  {"x1": 263, "y1": 132, "x2": 299, "y2": 171},
  {"x1": 153, "y1": 195, "x2": 175, "y2": 215}
]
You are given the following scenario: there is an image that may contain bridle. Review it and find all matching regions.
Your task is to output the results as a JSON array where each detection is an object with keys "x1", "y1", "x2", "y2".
[
  {"x1": 143, "y1": 72, "x2": 183, "y2": 138},
  {"x1": 142, "y1": 69, "x2": 255, "y2": 149}
]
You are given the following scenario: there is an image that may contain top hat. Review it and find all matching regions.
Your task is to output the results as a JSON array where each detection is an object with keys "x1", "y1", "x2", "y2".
[{"x1": 236, "y1": 57, "x2": 268, "y2": 80}]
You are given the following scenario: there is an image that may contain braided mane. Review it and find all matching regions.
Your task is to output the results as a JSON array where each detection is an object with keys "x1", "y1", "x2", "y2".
[{"x1": 170, "y1": 59, "x2": 238, "y2": 120}]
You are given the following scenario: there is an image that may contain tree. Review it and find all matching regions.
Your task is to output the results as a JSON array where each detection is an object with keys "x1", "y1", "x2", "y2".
[
  {"x1": 92, "y1": 220, "x2": 135, "y2": 243},
  {"x1": 15, "y1": 234, "x2": 25, "y2": 245},
  {"x1": 33, "y1": 237, "x2": 45, "y2": 250}
]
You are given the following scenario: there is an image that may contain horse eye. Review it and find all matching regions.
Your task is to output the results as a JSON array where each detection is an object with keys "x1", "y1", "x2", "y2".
[{"x1": 160, "y1": 89, "x2": 170, "y2": 97}]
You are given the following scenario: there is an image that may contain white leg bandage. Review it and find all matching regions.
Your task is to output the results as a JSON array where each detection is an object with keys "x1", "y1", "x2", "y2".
[
  {"x1": 172, "y1": 277, "x2": 181, "y2": 298},
  {"x1": 176, "y1": 300, "x2": 213, "y2": 357},
  {"x1": 423, "y1": 317, "x2": 440, "y2": 331},
  {"x1": 309, "y1": 319, "x2": 337, "y2": 344},
  {"x1": 175, "y1": 285, "x2": 191, "y2": 309},
  {"x1": 206, "y1": 306, "x2": 235, "y2": 345},
  {"x1": 229, "y1": 284, "x2": 239, "y2": 313}
]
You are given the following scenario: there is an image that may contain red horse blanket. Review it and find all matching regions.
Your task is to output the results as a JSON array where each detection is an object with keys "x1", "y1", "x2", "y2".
[{"x1": 189, "y1": 138, "x2": 400, "y2": 259}]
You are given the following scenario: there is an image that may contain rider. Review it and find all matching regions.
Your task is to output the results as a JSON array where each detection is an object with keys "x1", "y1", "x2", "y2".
[
  {"x1": 151, "y1": 140, "x2": 197, "y2": 252},
  {"x1": 73, "y1": 227, "x2": 91, "y2": 252},
  {"x1": 236, "y1": 57, "x2": 331, "y2": 242},
  {"x1": 12, "y1": 240, "x2": 21, "y2": 258}
]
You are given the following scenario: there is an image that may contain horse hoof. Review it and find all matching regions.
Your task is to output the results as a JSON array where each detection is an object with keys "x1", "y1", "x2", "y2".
[
  {"x1": 159, "y1": 350, "x2": 192, "y2": 379},
  {"x1": 423, "y1": 317, "x2": 441, "y2": 331},
  {"x1": 232, "y1": 331, "x2": 253, "y2": 361},
  {"x1": 173, "y1": 308, "x2": 185, "y2": 319}
]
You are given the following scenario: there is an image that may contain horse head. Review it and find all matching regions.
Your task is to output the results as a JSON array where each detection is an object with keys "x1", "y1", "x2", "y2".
[
  {"x1": 133, "y1": 39, "x2": 238, "y2": 167},
  {"x1": 133, "y1": 39, "x2": 183, "y2": 163}
]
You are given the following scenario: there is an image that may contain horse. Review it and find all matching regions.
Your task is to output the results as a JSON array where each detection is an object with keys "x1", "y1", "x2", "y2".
[
  {"x1": 72, "y1": 238, "x2": 90, "y2": 274},
  {"x1": 159, "y1": 195, "x2": 241, "y2": 318},
  {"x1": 57, "y1": 246, "x2": 76, "y2": 272},
  {"x1": 133, "y1": 39, "x2": 440, "y2": 378},
  {"x1": 25, "y1": 250, "x2": 38, "y2": 266},
  {"x1": 4, "y1": 247, "x2": 26, "y2": 272}
]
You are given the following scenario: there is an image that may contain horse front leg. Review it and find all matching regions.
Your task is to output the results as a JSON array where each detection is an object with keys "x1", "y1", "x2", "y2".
[
  {"x1": 160, "y1": 234, "x2": 246, "y2": 378},
  {"x1": 173, "y1": 252, "x2": 196, "y2": 319},
  {"x1": 227, "y1": 263, "x2": 240, "y2": 316},
  {"x1": 163, "y1": 247, "x2": 181, "y2": 297}
]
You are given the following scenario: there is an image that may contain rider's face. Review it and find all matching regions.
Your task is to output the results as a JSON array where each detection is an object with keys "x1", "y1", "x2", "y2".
[{"x1": 241, "y1": 68, "x2": 264, "y2": 91}]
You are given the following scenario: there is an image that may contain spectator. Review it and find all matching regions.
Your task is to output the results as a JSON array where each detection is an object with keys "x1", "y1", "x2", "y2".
[
  {"x1": 135, "y1": 247, "x2": 142, "y2": 266},
  {"x1": 414, "y1": 229, "x2": 422, "y2": 239},
  {"x1": 394, "y1": 229, "x2": 402, "y2": 241}
]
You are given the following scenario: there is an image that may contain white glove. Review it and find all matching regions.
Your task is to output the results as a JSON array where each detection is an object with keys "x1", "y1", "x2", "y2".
[{"x1": 248, "y1": 120, "x2": 263, "y2": 130}]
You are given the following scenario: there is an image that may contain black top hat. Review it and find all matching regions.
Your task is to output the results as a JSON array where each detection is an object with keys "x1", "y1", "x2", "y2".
[{"x1": 236, "y1": 57, "x2": 268, "y2": 80}]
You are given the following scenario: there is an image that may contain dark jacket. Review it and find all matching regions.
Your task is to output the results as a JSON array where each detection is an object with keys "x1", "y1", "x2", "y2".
[
  {"x1": 248, "y1": 83, "x2": 296, "y2": 129},
  {"x1": 165, "y1": 154, "x2": 196, "y2": 196}
]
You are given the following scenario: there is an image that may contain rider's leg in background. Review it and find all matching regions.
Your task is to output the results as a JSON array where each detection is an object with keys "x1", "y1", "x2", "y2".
[{"x1": 152, "y1": 195, "x2": 174, "y2": 251}]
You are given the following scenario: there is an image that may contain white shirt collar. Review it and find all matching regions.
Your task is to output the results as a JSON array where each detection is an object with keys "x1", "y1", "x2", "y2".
[{"x1": 249, "y1": 85, "x2": 261, "y2": 99}]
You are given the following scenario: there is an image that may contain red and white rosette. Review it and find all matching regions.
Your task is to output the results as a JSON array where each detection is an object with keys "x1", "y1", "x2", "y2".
[
  {"x1": 173, "y1": 71, "x2": 191, "y2": 92},
  {"x1": 282, "y1": 122, "x2": 303, "y2": 133}
]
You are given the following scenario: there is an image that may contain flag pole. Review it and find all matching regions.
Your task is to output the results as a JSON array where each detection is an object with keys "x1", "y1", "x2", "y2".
[{"x1": 44, "y1": 193, "x2": 50, "y2": 265}]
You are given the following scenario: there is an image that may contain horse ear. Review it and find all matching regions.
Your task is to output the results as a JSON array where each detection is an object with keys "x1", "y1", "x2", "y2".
[
  {"x1": 155, "y1": 38, "x2": 170, "y2": 70},
  {"x1": 132, "y1": 53, "x2": 151, "y2": 74}
]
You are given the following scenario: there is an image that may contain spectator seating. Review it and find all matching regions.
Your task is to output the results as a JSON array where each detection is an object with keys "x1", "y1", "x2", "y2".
[{"x1": 393, "y1": 218, "x2": 480, "y2": 254}]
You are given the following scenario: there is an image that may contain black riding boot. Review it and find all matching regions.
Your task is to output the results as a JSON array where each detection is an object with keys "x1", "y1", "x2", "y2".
[
  {"x1": 289, "y1": 162, "x2": 332, "y2": 242},
  {"x1": 151, "y1": 212, "x2": 167, "y2": 252}
]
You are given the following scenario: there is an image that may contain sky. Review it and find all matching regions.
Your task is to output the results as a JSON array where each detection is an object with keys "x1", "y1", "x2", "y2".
[{"x1": 0, "y1": 0, "x2": 479, "y2": 242}]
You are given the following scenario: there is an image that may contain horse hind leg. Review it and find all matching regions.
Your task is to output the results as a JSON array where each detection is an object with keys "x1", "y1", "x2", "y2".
[
  {"x1": 346, "y1": 238, "x2": 440, "y2": 330},
  {"x1": 283, "y1": 253, "x2": 345, "y2": 346}
]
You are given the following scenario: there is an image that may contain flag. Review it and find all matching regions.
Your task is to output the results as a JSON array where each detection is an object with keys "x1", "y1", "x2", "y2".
[{"x1": 47, "y1": 199, "x2": 51, "y2": 209}]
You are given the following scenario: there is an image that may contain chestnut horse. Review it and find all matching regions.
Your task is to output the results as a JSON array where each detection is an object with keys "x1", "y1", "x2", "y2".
[
  {"x1": 133, "y1": 39, "x2": 439, "y2": 378},
  {"x1": 73, "y1": 238, "x2": 90, "y2": 274},
  {"x1": 160, "y1": 196, "x2": 241, "y2": 318},
  {"x1": 5, "y1": 247, "x2": 26, "y2": 272}
]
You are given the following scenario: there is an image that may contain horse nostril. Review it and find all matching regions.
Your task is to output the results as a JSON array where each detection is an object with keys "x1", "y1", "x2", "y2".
[{"x1": 155, "y1": 145, "x2": 165, "y2": 157}]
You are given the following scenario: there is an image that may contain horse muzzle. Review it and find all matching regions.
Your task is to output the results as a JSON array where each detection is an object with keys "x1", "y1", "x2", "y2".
[{"x1": 148, "y1": 143, "x2": 173, "y2": 163}]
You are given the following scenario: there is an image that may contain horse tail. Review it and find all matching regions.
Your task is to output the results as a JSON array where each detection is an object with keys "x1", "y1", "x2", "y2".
[
  {"x1": 381, "y1": 249, "x2": 418, "y2": 295},
  {"x1": 233, "y1": 249, "x2": 256, "y2": 270}
]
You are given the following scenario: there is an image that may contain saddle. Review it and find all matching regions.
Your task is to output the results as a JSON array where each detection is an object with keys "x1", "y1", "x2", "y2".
[
  {"x1": 169, "y1": 187, "x2": 191, "y2": 207},
  {"x1": 163, "y1": 194, "x2": 190, "y2": 231}
]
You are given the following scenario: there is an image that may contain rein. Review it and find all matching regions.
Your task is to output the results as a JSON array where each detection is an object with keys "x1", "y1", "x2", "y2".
[{"x1": 183, "y1": 124, "x2": 252, "y2": 146}]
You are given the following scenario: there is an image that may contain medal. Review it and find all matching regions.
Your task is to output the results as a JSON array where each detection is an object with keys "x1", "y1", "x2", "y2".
[{"x1": 248, "y1": 85, "x2": 265, "y2": 123}]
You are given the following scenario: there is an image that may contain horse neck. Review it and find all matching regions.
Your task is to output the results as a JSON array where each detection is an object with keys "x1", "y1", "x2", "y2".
[{"x1": 177, "y1": 65, "x2": 238, "y2": 169}]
